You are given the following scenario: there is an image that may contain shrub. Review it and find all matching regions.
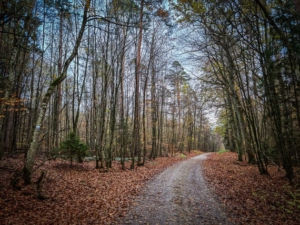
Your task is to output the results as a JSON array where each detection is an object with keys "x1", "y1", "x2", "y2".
[{"x1": 60, "y1": 132, "x2": 88, "y2": 164}]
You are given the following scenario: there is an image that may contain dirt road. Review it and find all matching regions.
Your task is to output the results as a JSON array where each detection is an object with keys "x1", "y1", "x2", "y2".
[{"x1": 117, "y1": 153, "x2": 231, "y2": 225}]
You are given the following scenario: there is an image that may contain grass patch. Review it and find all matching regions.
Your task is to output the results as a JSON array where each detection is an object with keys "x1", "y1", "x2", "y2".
[
  {"x1": 180, "y1": 153, "x2": 187, "y2": 159},
  {"x1": 217, "y1": 149, "x2": 229, "y2": 154}
]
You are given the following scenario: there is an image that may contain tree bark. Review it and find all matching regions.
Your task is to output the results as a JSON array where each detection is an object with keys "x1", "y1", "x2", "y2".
[{"x1": 131, "y1": 0, "x2": 144, "y2": 169}]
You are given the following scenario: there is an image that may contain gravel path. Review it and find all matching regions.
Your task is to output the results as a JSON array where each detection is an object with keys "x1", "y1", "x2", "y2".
[{"x1": 116, "y1": 153, "x2": 231, "y2": 225}]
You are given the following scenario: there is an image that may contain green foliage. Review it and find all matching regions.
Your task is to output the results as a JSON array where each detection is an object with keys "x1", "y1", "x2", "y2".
[
  {"x1": 172, "y1": 0, "x2": 206, "y2": 24},
  {"x1": 214, "y1": 125, "x2": 226, "y2": 137},
  {"x1": 214, "y1": 109, "x2": 228, "y2": 138},
  {"x1": 60, "y1": 132, "x2": 88, "y2": 164},
  {"x1": 217, "y1": 149, "x2": 229, "y2": 154}
]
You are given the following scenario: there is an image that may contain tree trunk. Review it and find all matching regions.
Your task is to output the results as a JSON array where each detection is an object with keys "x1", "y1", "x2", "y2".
[
  {"x1": 131, "y1": 0, "x2": 144, "y2": 169},
  {"x1": 22, "y1": 0, "x2": 90, "y2": 184}
]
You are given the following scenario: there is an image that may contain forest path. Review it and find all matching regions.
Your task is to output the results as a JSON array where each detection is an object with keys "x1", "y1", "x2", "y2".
[{"x1": 116, "y1": 153, "x2": 231, "y2": 225}]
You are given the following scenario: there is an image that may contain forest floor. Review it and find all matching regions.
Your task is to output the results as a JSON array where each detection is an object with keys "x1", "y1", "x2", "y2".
[
  {"x1": 0, "y1": 151, "x2": 201, "y2": 225},
  {"x1": 203, "y1": 152, "x2": 300, "y2": 225},
  {"x1": 1, "y1": 151, "x2": 299, "y2": 225}
]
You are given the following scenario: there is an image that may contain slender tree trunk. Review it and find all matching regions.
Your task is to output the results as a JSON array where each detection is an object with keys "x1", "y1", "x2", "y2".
[
  {"x1": 22, "y1": 0, "x2": 90, "y2": 184},
  {"x1": 131, "y1": 0, "x2": 144, "y2": 169}
]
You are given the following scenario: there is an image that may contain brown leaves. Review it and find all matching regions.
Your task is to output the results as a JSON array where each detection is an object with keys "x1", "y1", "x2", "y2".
[
  {"x1": 203, "y1": 152, "x2": 300, "y2": 225},
  {"x1": 0, "y1": 151, "x2": 200, "y2": 224},
  {"x1": 157, "y1": 8, "x2": 169, "y2": 18}
]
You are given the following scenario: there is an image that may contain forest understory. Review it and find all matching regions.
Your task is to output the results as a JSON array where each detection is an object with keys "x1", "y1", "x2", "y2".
[{"x1": 0, "y1": 151, "x2": 299, "y2": 225}]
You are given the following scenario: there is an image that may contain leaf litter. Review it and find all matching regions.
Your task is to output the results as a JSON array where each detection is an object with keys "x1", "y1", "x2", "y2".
[
  {"x1": 202, "y1": 152, "x2": 300, "y2": 225},
  {"x1": 2, "y1": 151, "x2": 298, "y2": 225},
  {"x1": 0, "y1": 151, "x2": 200, "y2": 225}
]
